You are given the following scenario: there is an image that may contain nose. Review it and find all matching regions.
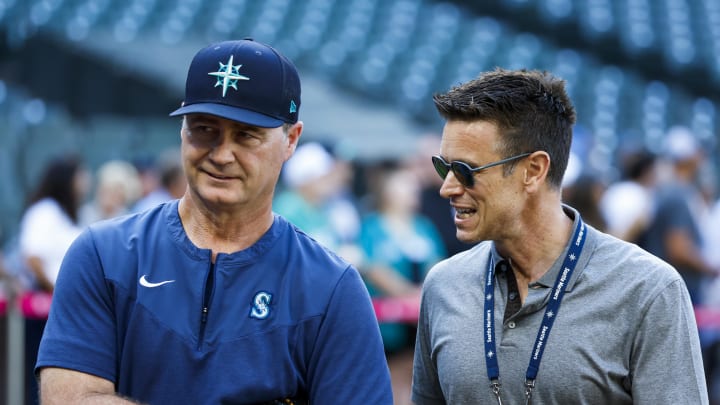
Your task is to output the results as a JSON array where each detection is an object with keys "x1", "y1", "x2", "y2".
[
  {"x1": 209, "y1": 133, "x2": 236, "y2": 165},
  {"x1": 438, "y1": 171, "x2": 464, "y2": 199}
]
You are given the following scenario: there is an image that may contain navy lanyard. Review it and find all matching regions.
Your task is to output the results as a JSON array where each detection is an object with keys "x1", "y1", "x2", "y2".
[{"x1": 483, "y1": 219, "x2": 586, "y2": 405}]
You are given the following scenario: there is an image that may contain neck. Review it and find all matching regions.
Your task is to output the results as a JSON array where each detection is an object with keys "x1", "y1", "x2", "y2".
[
  {"x1": 495, "y1": 202, "x2": 574, "y2": 300},
  {"x1": 178, "y1": 195, "x2": 274, "y2": 261}
]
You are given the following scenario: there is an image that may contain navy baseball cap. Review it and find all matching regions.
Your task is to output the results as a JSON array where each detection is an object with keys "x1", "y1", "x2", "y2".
[{"x1": 170, "y1": 39, "x2": 301, "y2": 128}]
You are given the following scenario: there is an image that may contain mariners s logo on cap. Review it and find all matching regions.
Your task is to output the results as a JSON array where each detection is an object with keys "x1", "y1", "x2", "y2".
[
  {"x1": 169, "y1": 38, "x2": 301, "y2": 128},
  {"x1": 208, "y1": 55, "x2": 250, "y2": 97}
]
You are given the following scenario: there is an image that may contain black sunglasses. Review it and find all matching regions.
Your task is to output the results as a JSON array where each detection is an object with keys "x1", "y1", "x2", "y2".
[{"x1": 431, "y1": 153, "x2": 532, "y2": 187}]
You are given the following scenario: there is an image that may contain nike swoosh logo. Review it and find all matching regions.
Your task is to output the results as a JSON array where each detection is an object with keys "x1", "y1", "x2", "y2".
[{"x1": 139, "y1": 275, "x2": 175, "y2": 288}]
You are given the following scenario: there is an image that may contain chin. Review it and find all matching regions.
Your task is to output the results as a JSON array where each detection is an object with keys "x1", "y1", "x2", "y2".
[
  {"x1": 455, "y1": 230, "x2": 481, "y2": 244},
  {"x1": 196, "y1": 189, "x2": 240, "y2": 206}
]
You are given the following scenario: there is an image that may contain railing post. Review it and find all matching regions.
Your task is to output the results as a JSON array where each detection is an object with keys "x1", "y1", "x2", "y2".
[{"x1": 5, "y1": 285, "x2": 24, "y2": 405}]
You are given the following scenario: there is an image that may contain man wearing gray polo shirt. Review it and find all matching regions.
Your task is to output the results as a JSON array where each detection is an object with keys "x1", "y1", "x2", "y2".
[{"x1": 413, "y1": 68, "x2": 708, "y2": 404}]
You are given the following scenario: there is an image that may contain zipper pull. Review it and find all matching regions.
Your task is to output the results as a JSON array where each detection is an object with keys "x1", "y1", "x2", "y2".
[{"x1": 201, "y1": 306, "x2": 209, "y2": 323}]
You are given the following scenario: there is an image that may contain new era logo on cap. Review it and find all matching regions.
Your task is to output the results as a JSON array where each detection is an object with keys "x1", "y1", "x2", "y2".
[{"x1": 170, "y1": 39, "x2": 301, "y2": 128}]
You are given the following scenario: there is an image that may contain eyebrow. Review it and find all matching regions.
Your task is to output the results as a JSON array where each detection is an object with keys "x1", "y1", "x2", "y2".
[
  {"x1": 186, "y1": 115, "x2": 264, "y2": 134},
  {"x1": 442, "y1": 155, "x2": 481, "y2": 167}
]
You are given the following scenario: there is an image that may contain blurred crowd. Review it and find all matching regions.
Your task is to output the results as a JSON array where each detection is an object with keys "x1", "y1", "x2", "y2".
[{"x1": 2, "y1": 125, "x2": 720, "y2": 404}]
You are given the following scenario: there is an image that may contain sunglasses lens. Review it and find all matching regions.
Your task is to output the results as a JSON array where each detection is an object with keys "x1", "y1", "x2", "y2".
[
  {"x1": 451, "y1": 162, "x2": 473, "y2": 187},
  {"x1": 432, "y1": 156, "x2": 474, "y2": 187},
  {"x1": 432, "y1": 156, "x2": 449, "y2": 180}
]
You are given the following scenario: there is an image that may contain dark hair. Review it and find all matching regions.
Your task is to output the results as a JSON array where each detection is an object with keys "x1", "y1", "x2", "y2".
[
  {"x1": 28, "y1": 154, "x2": 83, "y2": 223},
  {"x1": 433, "y1": 68, "x2": 576, "y2": 188},
  {"x1": 622, "y1": 150, "x2": 656, "y2": 181}
]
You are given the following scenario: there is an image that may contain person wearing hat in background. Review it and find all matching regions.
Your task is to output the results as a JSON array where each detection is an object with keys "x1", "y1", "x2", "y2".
[
  {"x1": 274, "y1": 141, "x2": 366, "y2": 266},
  {"x1": 35, "y1": 39, "x2": 392, "y2": 404},
  {"x1": 275, "y1": 142, "x2": 355, "y2": 250},
  {"x1": 639, "y1": 125, "x2": 719, "y2": 304}
]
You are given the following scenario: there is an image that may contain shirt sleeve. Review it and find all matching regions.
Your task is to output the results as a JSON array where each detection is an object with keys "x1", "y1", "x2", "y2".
[
  {"x1": 35, "y1": 228, "x2": 119, "y2": 383},
  {"x1": 19, "y1": 202, "x2": 82, "y2": 284},
  {"x1": 412, "y1": 282, "x2": 447, "y2": 405},
  {"x1": 305, "y1": 265, "x2": 393, "y2": 404},
  {"x1": 630, "y1": 278, "x2": 708, "y2": 404}
]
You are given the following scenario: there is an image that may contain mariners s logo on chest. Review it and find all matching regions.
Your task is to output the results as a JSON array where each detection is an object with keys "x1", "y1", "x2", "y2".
[{"x1": 250, "y1": 291, "x2": 273, "y2": 319}]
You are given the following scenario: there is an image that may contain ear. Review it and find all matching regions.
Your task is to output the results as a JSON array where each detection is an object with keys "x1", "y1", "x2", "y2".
[
  {"x1": 523, "y1": 151, "x2": 551, "y2": 193},
  {"x1": 284, "y1": 121, "x2": 304, "y2": 161}
]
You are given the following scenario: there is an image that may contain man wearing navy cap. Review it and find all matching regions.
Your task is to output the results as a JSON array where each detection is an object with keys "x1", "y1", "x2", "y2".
[{"x1": 36, "y1": 39, "x2": 393, "y2": 404}]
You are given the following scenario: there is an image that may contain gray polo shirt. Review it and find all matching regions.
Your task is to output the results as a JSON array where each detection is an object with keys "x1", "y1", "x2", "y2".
[{"x1": 412, "y1": 208, "x2": 708, "y2": 404}]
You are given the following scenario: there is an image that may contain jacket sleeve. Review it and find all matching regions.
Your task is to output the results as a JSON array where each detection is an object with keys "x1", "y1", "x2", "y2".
[{"x1": 305, "y1": 265, "x2": 393, "y2": 404}]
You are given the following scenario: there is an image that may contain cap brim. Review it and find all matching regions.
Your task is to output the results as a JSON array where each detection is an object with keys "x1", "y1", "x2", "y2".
[{"x1": 169, "y1": 103, "x2": 285, "y2": 128}]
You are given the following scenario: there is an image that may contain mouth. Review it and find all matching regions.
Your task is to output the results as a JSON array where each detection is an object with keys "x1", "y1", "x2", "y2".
[
  {"x1": 203, "y1": 170, "x2": 237, "y2": 181},
  {"x1": 454, "y1": 206, "x2": 476, "y2": 220}
]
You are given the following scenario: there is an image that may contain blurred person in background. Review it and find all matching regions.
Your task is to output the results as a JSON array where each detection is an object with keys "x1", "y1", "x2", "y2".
[
  {"x1": 640, "y1": 126, "x2": 718, "y2": 304},
  {"x1": 321, "y1": 143, "x2": 363, "y2": 253},
  {"x1": 561, "y1": 171, "x2": 607, "y2": 232},
  {"x1": 557, "y1": 149, "x2": 608, "y2": 231},
  {"x1": 274, "y1": 141, "x2": 364, "y2": 265},
  {"x1": 17, "y1": 153, "x2": 89, "y2": 405},
  {"x1": 358, "y1": 165, "x2": 445, "y2": 405},
  {"x1": 412, "y1": 68, "x2": 707, "y2": 404},
  {"x1": 18, "y1": 154, "x2": 89, "y2": 293},
  {"x1": 79, "y1": 159, "x2": 142, "y2": 225},
  {"x1": 599, "y1": 147, "x2": 658, "y2": 243},
  {"x1": 35, "y1": 39, "x2": 391, "y2": 404},
  {"x1": 131, "y1": 148, "x2": 186, "y2": 213},
  {"x1": 704, "y1": 182, "x2": 720, "y2": 404},
  {"x1": 706, "y1": 198, "x2": 720, "y2": 281},
  {"x1": 132, "y1": 156, "x2": 161, "y2": 203},
  {"x1": 698, "y1": 161, "x2": 720, "y2": 272}
]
